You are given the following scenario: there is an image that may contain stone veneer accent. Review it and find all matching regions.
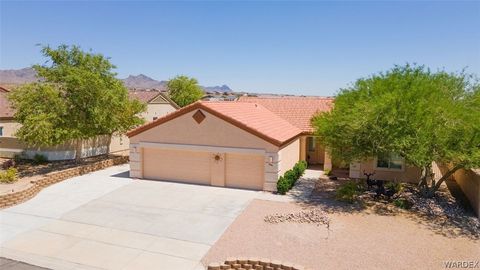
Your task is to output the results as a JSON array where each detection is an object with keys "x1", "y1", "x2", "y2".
[
  {"x1": 0, "y1": 156, "x2": 129, "y2": 208},
  {"x1": 207, "y1": 258, "x2": 310, "y2": 270}
]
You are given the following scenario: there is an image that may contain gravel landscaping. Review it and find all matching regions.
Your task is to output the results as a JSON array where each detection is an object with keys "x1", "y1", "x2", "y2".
[
  {"x1": 264, "y1": 209, "x2": 330, "y2": 228},
  {"x1": 312, "y1": 177, "x2": 480, "y2": 239},
  {"x1": 202, "y1": 199, "x2": 479, "y2": 270},
  {"x1": 203, "y1": 168, "x2": 479, "y2": 269}
]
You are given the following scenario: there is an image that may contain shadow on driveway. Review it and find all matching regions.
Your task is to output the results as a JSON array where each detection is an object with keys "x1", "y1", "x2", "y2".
[{"x1": 0, "y1": 257, "x2": 49, "y2": 270}]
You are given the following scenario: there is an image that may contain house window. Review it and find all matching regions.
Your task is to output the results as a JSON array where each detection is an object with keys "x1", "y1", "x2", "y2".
[
  {"x1": 0, "y1": 126, "x2": 3, "y2": 136},
  {"x1": 307, "y1": 137, "x2": 315, "y2": 152},
  {"x1": 376, "y1": 153, "x2": 404, "y2": 170}
]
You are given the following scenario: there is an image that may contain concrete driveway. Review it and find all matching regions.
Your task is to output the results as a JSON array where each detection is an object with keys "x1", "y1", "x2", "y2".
[{"x1": 0, "y1": 164, "x2": 272, "y2": 270}]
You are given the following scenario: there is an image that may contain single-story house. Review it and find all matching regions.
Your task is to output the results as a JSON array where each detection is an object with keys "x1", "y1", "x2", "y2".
[
  {"x1": 0, "y1": 87, "x2": 178, "y2": 160},
  {"x1": 127, "y1": 97, "x2": 333, "y2": 191}
]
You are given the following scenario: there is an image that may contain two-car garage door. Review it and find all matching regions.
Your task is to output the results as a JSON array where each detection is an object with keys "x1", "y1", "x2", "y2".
[{"x1": 142, "y1": 148, "x2": 264, "y2": 190}]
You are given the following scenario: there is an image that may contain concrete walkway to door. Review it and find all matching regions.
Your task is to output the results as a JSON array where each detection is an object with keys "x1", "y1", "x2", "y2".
[{"x1": 0, "y1": 164, "x2": 287, "y2": 270}]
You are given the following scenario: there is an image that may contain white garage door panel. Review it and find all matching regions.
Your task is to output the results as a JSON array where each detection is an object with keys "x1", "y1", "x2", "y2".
[
  {"x1": 143, "y1": 148, "x2": 211, "y2": 185},
  {"x1": 225, "y1": 153, "x2": 264, "y2": 190}
]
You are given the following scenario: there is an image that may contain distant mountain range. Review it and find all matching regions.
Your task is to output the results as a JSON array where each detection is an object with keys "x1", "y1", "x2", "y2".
[
  {"x1": 0, "y1": 68, "x2": 233, "y2": 92},
  {"x1": 122, "y1": 74, "x2": 168, "y2": 90}
]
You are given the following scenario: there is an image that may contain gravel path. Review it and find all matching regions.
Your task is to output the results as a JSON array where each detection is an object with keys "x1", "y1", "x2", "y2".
[{"x1": 202, "y1": 199, "x2": 479, "y2": 270}]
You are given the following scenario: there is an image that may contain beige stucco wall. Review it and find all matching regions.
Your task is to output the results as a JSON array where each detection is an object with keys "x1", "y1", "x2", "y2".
[
  {"x1": 278, "y1": 138, "x2": 300, "y2": 176},
  {"x1": 0, "y1": 120, "x2": 21, "y2": 138},
  {"x1": 454, "y1": 169, "x2": 480, "y2": 217},
  {"x1": 141, "y1": 103, "x2": 177, "y2": 122},
  {"x1": 109, "y1": 134, "x2": 129, "y2": 154},
  {"x1": 130, "y1": 109, "x2": 279, "y2": 152},
  {"x1": 356, "y1": 158, "x2": 422, "y2": 182}
]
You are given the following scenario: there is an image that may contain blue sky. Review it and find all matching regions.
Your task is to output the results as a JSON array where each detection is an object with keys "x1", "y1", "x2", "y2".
[{"x1": 1, "y1": 1, "x2": 479, "y2": 96}]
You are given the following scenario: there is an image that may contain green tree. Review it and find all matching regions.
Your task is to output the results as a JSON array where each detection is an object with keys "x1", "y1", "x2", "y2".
[
  {"x1": 167, "y1": 75, "x2": 203, "y2": 107},
  {"x1": 9, "y1": 45, "x2": 146, "y2": 160},
  {"x1": 313, "y1": 64, "x2": 480, "y2": 197}
]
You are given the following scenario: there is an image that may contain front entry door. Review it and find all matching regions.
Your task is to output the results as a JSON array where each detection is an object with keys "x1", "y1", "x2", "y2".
[{"x1": 307, "y1": 137, "x2": 324, "y2": 164}]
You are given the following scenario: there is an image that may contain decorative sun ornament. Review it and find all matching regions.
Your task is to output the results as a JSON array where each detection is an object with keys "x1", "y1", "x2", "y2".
[{"x1": 213, "y1": 153, "x2": 223, "y2": 162}]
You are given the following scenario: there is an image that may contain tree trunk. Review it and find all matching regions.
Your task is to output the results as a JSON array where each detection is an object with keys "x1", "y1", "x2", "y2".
[
  {"x1": 428, "y1": 164, "x2": 463, "y2": 196},
  {"x1": 75, "y1": 139, "x2": 83, "y2": 162},
  {"x1": 419, "y1": 163, "x2": 463, "y2": 197},
  {"x1": 106, "y1": 134, "x2": 113, "y2": 156},
  {"x1": 417, "y1": 165, "x2": 431, "y2": 190}
]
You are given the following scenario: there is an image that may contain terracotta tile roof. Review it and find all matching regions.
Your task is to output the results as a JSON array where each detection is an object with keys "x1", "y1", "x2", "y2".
[
  {"x1": 0, "y1": 86, "x2": 15, "y2": 119},
  {"x1": 127, "y1": 101, "x2": 302, "y2": 146},
  {"x1": 129, "y1": 90, "x2": 179, "y2": 108},
  {"x1": 128, "y1": 90, "x2": 163, "y2": 103},
  {"x1": 237, "y1": 96, "x2": 334, "y2": 133}
]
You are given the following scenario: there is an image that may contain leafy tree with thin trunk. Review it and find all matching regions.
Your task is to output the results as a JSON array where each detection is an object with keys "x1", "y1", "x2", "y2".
[
  {"x1": 313, "y1": 64, "x2": 480, "y2": 197},
  {"x1": 9, "y1": 45, "x2": 146, "y2": 160},
  {"x1": 167, "y1": 75, "x2": 204, "y2": 107}
]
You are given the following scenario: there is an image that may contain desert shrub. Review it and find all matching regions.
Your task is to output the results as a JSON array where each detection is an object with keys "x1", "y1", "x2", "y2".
[
  {"x1": 393, "y1": 198, "x2": 412, "y2": 209},
  {"x1": 292, "y1": 165, "x2": 302, "y2": 179},
  {"x1": 0, "y1": 167, "x2": 18, "y2": 183},
  {"x1": 276, "y1": 176, "x2": 290, "y2": 195},
  {"x1": 1, "y1": 159, "x2": 15, "y2": 170},
  {"x1": 276, "y1": 161, "x2": 308, "y2": 194},
  {"x1": 13, "y1": 153, "x2": 25, "y2": 164},
  {"x1": 33, "y1": 154, "x2": 48, "y2": 164},
  {"x1": 385, "y1": 181, "x2": 403, "y2": 193},
  {"x1": 297, "y1": 160, "x2": 307, "y2": 172},
  {"x1": 285, "y1": 170, "x2": 297, "y2": 188},
  {"x1": 335, "y1": 180, "x2": 361, "y2": 203}
]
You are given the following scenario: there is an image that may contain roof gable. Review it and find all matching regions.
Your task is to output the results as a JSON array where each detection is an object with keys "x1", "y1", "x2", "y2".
[
  {"x1": 127, "y1": 101, "x2": 302, "y2": 146},
  {"x1": 128, "y1": 90, "x2": 179, "y2": 108}
]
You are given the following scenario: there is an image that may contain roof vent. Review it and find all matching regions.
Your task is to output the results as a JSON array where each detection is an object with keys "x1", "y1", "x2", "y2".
[{"x1": 192, "y1": 110, "x2": 206, "y2": 124}]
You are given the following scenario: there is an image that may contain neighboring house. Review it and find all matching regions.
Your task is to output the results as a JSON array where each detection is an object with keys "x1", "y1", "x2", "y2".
[
  {"x1": 0, "y1": 87, "x2": 178, "y2": 160},
  {"x1": 109, "y1": 90, "x2": 179, "y2": 154},
  {"x1": 127, "y1": 98, "x2": 334, "y2": 191},
  {"x1": 128, "y1": 90, "x2": 179, "y2": 121},
  {"x1": 0, "y1": 86, "x2": 23, "y2": 157}
]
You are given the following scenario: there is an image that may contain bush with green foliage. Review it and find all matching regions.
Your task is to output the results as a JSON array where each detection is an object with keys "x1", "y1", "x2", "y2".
[
  {"x1": 276, "y1": 176, "x2": 290, "y2": 195},
  {"x1": 33, "y1": 154, "x2": 48, "y2": 164},
  {"x1": 8, "y1": 45, "x2": 146, "y2": 161},
  {"x1": 276, "y1": 160, "x2": 308, "y2": 194},
  {"x1": 393, "y1": 198, "x2": 412, "y2": 209},
  {"x1": 385, "y1": 181, "x2": 403, "y2": 194},
  {"x1": 0, "y1": 167, "x2": 18, "y2": 183},
  {"x1": 335, "y1": 180, "x2": 362, "y2": 203},
  {"x1": 167, "y1": 75, "x2": 204, "y2": 107},
  {"x1": 324, "y1": 169, "x2": 332, "y2": 176}
]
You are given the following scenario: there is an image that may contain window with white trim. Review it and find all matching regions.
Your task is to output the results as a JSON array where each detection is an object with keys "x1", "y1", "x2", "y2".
[{"x1": 376, "y1": 153, "x2": 404, "y2": 170}]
